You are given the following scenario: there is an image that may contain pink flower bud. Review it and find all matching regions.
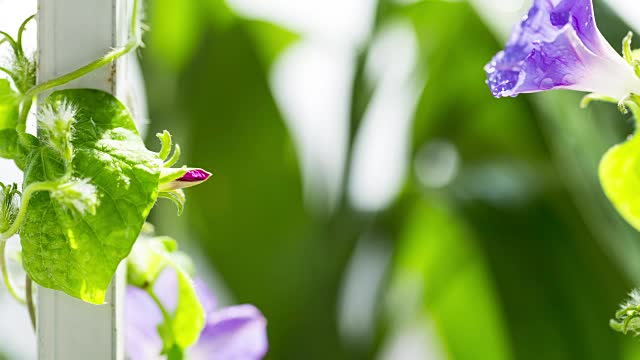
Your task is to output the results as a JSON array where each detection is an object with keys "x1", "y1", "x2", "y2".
[{"x1": 160, "y1": 168, "x2": 212, "y2": 192}]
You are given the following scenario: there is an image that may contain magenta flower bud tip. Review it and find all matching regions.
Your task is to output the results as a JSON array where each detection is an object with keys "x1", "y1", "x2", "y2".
[
  {"x1": 178, "y1": 169, "x2": 212, "y2": 183},
  {"x1": 159, "y1": 168, "x2": 212, "y2": 192}
]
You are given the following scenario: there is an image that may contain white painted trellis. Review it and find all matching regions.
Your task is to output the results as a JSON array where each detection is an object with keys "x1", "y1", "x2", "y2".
[{"x1": 36, "y1": 0, "x2": 144, "y2": 358}]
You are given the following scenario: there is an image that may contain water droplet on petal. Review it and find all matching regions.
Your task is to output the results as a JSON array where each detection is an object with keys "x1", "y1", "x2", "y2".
[{"x1": 540, "y1": 78, "x2": 554, "y2": 89}]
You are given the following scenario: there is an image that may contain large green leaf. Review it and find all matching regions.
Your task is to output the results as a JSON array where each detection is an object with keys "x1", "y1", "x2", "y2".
[
  {"x1": 0, "y1": 80, "x2": 35, "y2": 169},
  {"x1": 0, "y1": 129, "x2": 35, "y2": 169},
  {"x1": 599, "y1": 132, "x2": 640, "y2": 231},
  {"x1": 171, "y1": 265, "x2": 203, "y2": 350},
  {"x1": 21, "y1": 89, "x2": 162, "y2": 304}
]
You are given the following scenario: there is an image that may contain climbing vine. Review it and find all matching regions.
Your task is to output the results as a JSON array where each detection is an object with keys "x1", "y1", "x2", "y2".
[{"x1": 0, "y1": 1, "x2": 212, "y2": 356}]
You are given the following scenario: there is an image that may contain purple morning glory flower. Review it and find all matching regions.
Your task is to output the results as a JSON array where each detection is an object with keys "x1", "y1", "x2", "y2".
[
  {"x1": 126, "y1": 269, "x2": 268, "y2": 360},
  {"x1": 486, "y1": 0, "x2": 640, "y2": 99}
]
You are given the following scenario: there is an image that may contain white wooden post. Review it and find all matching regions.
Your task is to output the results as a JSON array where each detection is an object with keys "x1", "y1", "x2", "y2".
[{"x1": 36, "y1": 0, "x2": 136, "y2": 358}]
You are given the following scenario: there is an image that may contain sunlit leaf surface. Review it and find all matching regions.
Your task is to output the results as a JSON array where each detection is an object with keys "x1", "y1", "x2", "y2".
[{"x1": 21, "y1": 90, "x2": 161, "y2": 304}]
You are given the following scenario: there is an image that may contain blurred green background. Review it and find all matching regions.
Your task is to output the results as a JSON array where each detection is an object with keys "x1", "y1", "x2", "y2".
[
  {"x1": 3, "y1": 0, "x2": 638, "y2": 359},
  {"x1": 140, "y1": 0, "x2": 640, "y2": 359}
]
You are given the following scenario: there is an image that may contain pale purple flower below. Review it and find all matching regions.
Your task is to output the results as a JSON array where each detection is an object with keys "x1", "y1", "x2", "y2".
[
  {"x1": 485, "y1": 0, "x2": 640, "y2": 99},
  {"x1": 126, "y1": 269, "x2": 268, "y2": 360}
]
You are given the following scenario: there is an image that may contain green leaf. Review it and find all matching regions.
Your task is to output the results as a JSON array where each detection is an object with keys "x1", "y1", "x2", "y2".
[
  {"x1": 171, "y1": 263, "x2": 203, "y2": 349},
  {"x1": 0, "y1": 79, "x2": 19, "y2": 130},
  {"x1": 0, "y1": 129, "x2": 36, "y2": 168},
  {"x1": 599, "y1": 132, "x2": 640, "y2": 231},
  {"x1": 21, "y1": 89, "x2": 162, "y2": 304}
]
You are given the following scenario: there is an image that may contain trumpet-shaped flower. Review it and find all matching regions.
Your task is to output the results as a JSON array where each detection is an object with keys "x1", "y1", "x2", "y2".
[{"x1": 485, "y1": 0, "x2": 640, "y2": 99}]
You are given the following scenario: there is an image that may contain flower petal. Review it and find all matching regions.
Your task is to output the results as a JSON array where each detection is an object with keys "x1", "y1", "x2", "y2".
[
  {"x1": 485, "y1": 0, "x2": 639, "y2": 98},
  {"x1": 548, "y1": 0, "x2": 601, "y2": 53},
  {"x1": 189, "y1": 305, "x2": 268, "y2": 360},
  {"x1": 489, "y1": 25, "x2": 589, "y2": 97},
  {"x1": 194, "y1": 277, "x2": 218, "y2": 315},
  {"x1": 125, "y1": 286, "x2": 165, "y2": 360}
]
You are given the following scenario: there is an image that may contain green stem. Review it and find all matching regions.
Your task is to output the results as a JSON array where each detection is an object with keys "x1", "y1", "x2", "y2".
[
  {"x1": 148, "y1": 288, "x2": 173, "y2": 328},
  {"x1": 0, "y1": 240, "x2": 25, "y2": 304},
  {"x1": 26, "y1": 275, "x2": 35, "y2": 331},
  {"x1": 0, "y1": 66, "x2": 15, "y2": 79},
  {"x1": 0, "y1": 180, "x2": 61, "y2": 305},
  {"x1": 146, "y1": 287, "x2": 176, "y2": 346},
  {"x1": 627, "y1": 94, "x2": 640, "y2": 130},
  {"x1": 23, "y1": 42, "x2": 135, "y2": 99},
  {"x1": 0, "y1": 66, "x2": 20, "y2": 92},
  {"x1": 0, "y1": 31, "x2": 18, "y2": 56},
  {"x1": 580, "y1": 93, "x2": 618, "y2": 109},
  {"x1": 17, "y1": 99, "x2": 32, "y2": 146},
  {"x1": 23, "y1": 0, "x2": 140, "y2": 100},
  {"x1": 17, "y1": 15, "x2": 36, "y2": 58},
  {"x1": 130, "y1": 0, "x2": 141, "y2": 44}
]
